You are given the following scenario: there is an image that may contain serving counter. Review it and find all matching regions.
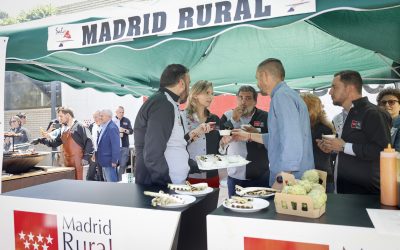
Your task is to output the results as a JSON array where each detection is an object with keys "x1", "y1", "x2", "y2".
[
  {"x1": 207, "y1": 194, "x2": 399, "y2": 250},
  {"x1": 0, "y1": 179, "x2": 219, "y2": 250},
  {"x1": 1, "y1": 166, "x2": 75, "y2": 192}
]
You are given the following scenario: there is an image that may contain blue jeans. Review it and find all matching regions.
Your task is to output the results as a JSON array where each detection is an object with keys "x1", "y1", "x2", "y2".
[
  {"x1": 118, "y1": 147, "x2": 130, "y2": 181},
  {"x1": 227, "y1": 171, "x2": 270, "y2": 197},
  {"x1": 102, "y1": 167, "x2": 118, "y2": 182}
]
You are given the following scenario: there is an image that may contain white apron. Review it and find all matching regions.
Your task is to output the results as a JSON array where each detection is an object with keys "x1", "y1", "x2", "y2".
[{"x1": 164, "y1": 92, "x2": 190, "y2": 184}]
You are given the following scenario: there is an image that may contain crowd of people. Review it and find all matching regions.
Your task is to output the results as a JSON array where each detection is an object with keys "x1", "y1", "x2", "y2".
[
  {"x1": 134, "y1": 59, "x2": 392, "y2": 196},
  {"x1": 3, "y1": 58, "x2": 395, "y2": 195}
]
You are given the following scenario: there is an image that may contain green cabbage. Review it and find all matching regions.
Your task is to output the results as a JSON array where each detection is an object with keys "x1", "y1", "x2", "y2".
[
  {"x1": 311, "y1": 183, "x2": 326, "y2": 193},
  {"x1": 297, "y1": 180, "x2": 313, "y2": 193},
  {"x1": 307, "y1": 189, "x2": 327, "y2": 209},
  {"x1": 282, "y1": 184, "x2": 307, "y2": 195},
  {"x1": 301, "y1": 169, "x2": 320, "y2": 184}
]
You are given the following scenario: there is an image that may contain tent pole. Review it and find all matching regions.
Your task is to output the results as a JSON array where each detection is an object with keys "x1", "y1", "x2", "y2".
[{"x1": 375, "y1": 53, "x2": 400, "y2": 78}]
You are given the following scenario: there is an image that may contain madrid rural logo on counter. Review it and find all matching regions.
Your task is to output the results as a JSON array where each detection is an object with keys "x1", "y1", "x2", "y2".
[{"x1": 14, "y1": 210, "x2": 113, "y2": 250}]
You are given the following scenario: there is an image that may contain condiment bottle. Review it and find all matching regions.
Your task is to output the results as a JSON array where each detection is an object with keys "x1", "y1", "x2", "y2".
[
  {"x1": 397, "y1": 153, "x2": 400, "y2": 208},
  {"x1": 380, "y1": 144, "x2": 398, "y2": 206}
]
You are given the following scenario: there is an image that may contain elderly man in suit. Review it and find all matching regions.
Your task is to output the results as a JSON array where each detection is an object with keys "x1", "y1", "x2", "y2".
[{"x1": 97, "y1": 109, "x2": 120, "y2": 182}]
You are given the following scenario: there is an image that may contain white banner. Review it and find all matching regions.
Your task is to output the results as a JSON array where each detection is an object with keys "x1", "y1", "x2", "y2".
[
  {"x1": 48, "y1": 0, "x2": 316, "y2": 51},
  {"x1": 0, "y1": 37, "x2": 8, "y2": 194},
  {"x1": 0, "y1": 196, "x2": 181, "y2": 249}
]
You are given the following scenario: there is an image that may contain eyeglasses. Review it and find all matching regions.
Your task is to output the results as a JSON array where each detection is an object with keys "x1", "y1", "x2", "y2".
[
  {"x1": 379, "y1": 100, "x2": 399, "y2": 106},
  {"x1": 10, "y1": 120, "x2": 17, "y2": 123}
]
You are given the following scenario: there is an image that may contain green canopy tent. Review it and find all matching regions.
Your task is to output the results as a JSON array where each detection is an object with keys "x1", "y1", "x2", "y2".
[{"x1": 1, "y1": 0, "x2": 399, "y2": 96}]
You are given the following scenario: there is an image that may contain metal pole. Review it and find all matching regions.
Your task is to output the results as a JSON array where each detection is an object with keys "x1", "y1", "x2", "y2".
[{"x1": 51, "y1": 81, "x2": 57, "y2": 165}]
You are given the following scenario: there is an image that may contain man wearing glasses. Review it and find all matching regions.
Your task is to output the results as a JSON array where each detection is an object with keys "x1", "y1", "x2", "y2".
[{"x1": 317, "y1": 70, "x2": 391, "y2": 195}]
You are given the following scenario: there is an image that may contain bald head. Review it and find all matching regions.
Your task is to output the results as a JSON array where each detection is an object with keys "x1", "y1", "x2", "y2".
[{"x1": 257, "y1": 58, "x2": 285, "y2": 81}]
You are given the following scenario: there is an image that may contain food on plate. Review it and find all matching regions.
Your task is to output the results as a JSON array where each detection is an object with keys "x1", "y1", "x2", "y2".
[
  {"x1": 168, "y1": 181, "x2": 208, "y2": 192},
  {"x1": 224, "y1": 196, "x2": 254, "y2": 209},
  {"x1": 301, "y1": 169, "x2": 320, "y2": 184},
  {"x1": 144, "y1": 191, "x2": 185, "y2": 207},
  {"x1": 219, "y1": 130, "x2": 231, "y2": 136},
  {"x1": 235, "y1": 185, "x2": 278, "y2": 197}
]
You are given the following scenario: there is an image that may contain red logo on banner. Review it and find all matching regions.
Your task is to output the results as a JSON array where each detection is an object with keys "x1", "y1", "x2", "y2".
[
  {"x1": 244, "y1": 237, "x2": 329, "y2": 250},
  {"x1": 14, "y1": 210, "x2": 59, "y2": 250},
  {"x1": 63, "y1": 30, "x2": 72, "y2": 39}
]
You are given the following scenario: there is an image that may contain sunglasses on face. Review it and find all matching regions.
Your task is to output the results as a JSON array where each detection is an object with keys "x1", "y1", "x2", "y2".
[{"x1": 379, "y1": 100, "x2": 399, "y2": 106}]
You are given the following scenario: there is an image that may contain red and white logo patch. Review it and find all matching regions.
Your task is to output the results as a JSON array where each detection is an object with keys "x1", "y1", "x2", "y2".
[{"x1": 14, "y1": 210, "x2": 58, "y2": 250}]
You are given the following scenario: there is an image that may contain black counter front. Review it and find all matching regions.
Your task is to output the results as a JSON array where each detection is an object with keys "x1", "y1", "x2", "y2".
[{"x1": 1, "y1": 179, "x2": 219, "y2": 250}]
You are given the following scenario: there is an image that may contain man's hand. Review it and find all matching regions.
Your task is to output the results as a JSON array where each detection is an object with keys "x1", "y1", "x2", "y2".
[
  {"x1": 232, "y1": 106, "x2": 244, "y2": 121},
  {"x1": 112, "y1": 163, "x2": 118, "y2": 168},
  {"x1": 119, "y1": 127, "x2": 127, "y2": 133},
  {"x1": 316, "y1": 138, "x2": 345, "y2": 153},
  {"x1": 220, "y1": 135, "x2": 232, "y2": 147},
  {"x1": 30, "y1": 138, "x2": 45, "y2": 145},
  {"x1": 190, "y1": 122, "x2": 216, "y2": 141},
  {"x1": 231, "y1": 129, "x2": 250, "y2": 142},
  {"x1": 242, "y1": 124, "x2": 259, "y2": 133}
]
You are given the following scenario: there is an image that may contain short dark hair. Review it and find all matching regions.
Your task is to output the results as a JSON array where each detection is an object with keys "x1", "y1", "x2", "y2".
[
  {"x1": 334, "y1": 70, "x2": 363, "y2": 94},
  {"x1": 160, "y1": 64, "x2": 189, "y2": 88},
  {"x1": 376, "y1": 87, "x2": 400, "y2": 104},
  {"x1": 257, "y1": 58, "x2": 285, "y2": 80},
  {"x1": 237, "y1": 85, "x2": 258, "y2": 102},
  {"x1": 57, "y1": 106, "x2": 75, "y2": 118},
  {"x1": 16, "y1": 112, "x2": 26, "y2": 119}
]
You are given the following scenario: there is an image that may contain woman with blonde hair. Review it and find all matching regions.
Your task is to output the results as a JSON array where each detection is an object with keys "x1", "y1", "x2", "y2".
[
  {"x1": 182, "y1": 80, "x2": 221, "y2": 187},
  {"x1": 301, "y1": 93, "x2": 335, "y2": 192}
]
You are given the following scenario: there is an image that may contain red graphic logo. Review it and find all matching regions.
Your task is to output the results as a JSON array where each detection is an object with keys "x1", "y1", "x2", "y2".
[
  {"x1": 254, "y1": 121, "x2": 261, "y2": 127},
  {"x1": 63, "y1": 30, "x2": 71, "y2": 39},
  {"x1": 244, "y1": 237, "x2": 329, "y2": 250},
  {"x1": 14, "y1": 210, "x2": 58, "y2": 250}
]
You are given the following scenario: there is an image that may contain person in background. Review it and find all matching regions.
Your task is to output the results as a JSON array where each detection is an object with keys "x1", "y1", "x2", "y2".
[
  {"x1": 16, "y1": 112, "x2": 27, "y2": 126},
  {"x1": 134, "y1": 64, "x2": 191, "y2": 186},
  {"x1": 4, "y1": 116, "x2": 29, "y2": 151},
  {"x1": 113, "y1": 106, "x2": 133, "y2": 181},
  {"x1": 232, "y1": 59, "x2": 314, "y2": 186},
  {"x1": 32, "y1": 107, "x2": 94, "y2": 180},
  {"x1": 301, "y1": 93, "x2": 335, "y2": 192},
  {"x1": 220, "y1": 86, "x2": 269, "y2": 197},
  {"x1": 87, "y1": 110, "x2": 104, "y2": 181},
  {"x1": 317, "y1": 70, "x2": 390, "y2": 194},
  {"x1": 182, "y1": 80, "x2": 220, "y2": 188},
  {"x1": 376, "y1": 88, "x2": 400, "y2": 151},
  {"x1": 97, "y1": 109, "x2": 120, "y2": 182}
]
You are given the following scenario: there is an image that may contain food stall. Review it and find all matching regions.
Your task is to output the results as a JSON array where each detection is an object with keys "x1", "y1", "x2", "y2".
[
  {"x1": 0, "y1": 179, "x2": 219, "y2": 250},
  {"x1": 207, "y1": 194, "x2": 399, "y2": 250}
]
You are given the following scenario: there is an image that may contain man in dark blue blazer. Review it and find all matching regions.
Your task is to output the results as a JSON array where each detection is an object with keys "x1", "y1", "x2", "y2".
[{"x1": 97, "y1": 109, "x2": 120, "y2": 182}]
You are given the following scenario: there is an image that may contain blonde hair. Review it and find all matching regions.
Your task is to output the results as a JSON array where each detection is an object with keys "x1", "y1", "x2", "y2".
[
  {"x1": 185, "y1": 80, "x2": 213, "y2": 117},
  {"x1": 300, "y1": 93, "x2": 334, "y2": 131}
]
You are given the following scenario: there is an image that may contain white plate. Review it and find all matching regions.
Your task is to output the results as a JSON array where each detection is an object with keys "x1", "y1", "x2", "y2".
[
  {"x1": 196, "y1": 155, "x2": 250, "y2": 170},
  {"x1": 175, "y1": 187, "x2": 213, "y2": 197},
  {"x1": 223, "y1": 198, "x2": 269, "y2": 213},
  {"x1": 158, "y1": 195, "x2": 196, "y2": 208}
]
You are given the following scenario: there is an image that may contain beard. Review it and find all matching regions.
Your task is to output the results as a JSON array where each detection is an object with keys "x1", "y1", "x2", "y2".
[{"x1": 179, "y1": 88, "x2": 189, "y2": 104}]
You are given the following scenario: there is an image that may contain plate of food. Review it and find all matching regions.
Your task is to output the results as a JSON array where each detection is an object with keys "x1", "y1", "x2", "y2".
[
  {"x1": 144, "y1": 191, "x2": 196, "y2": 208},
  {"x1": 168, "y1": 182, "x2": 213, "y2": 197},
  {"x1": 219, "y1": 130, "x2": 232, "y2": 136},
  {"x1": 223, "y1": 196, "x2": 269, "y2": 213},
  {"x1": 235, "y1": 185, "x2": 278, "y2": 198},
  {"x1": 196, "y1": 154, "x2": 250, "y2": 170}
]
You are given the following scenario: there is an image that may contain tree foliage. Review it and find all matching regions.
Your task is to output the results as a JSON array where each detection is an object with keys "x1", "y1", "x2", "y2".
[{"x1": 0, "y1": 5, "x2": 58, "y2": 26}]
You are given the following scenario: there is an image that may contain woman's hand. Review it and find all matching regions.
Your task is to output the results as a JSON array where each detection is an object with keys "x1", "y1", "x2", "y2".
[{"x1": 190, "y1": 122, "x2": 216, "y2": 141}]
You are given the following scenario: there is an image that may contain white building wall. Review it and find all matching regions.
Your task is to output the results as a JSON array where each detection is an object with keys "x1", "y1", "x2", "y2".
[{"x1": 61, "y1": 83, "x2": 143, "y2": 145}]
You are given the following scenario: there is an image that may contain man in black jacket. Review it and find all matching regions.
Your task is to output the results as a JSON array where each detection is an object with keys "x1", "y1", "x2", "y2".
[
  {"x1": 317, "y1": 70, "x2": 391, "y2": 194},
  {"x1": 220, "y1": 86, "x2": 269, "y2": 197},
  {"x1": 134, "y1": 64, "x2": 190, "y2": 186},
  {"x1": 113, "y1": 106, "x2": 133, "y2": 181}
]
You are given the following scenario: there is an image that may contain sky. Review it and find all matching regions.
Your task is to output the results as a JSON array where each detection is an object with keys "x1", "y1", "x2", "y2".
[{"x1": 1, "y1": 0, "x2": 82, "y2": 16}]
